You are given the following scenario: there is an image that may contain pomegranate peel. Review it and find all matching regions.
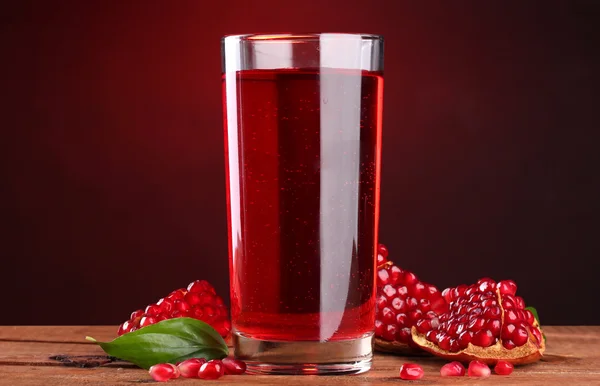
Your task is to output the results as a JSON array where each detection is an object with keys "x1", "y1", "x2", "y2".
[{"x1": 411, "y1": 279, "x2": 545, "y2": 365}]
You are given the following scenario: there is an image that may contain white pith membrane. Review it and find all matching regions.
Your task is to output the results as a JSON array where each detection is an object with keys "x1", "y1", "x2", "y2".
[{"x1": 411, "y1": 287, "x2": 545, "y2": 365}]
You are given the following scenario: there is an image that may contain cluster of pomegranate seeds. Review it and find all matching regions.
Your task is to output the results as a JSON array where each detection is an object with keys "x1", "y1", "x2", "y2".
[
  {"x1": 149, "y1": 358, "x2": 246, "y2": 382},
  {"x1": 375, "y1": 244, "x2": 448, "y2": 349},
  {"x1": 399, "y1": 363, "x2": 424, "y2": 380},
  {"x1": 118, "y1": 280, "x2": 231, "y2": 338},
  {"x1": 410, "y1": 276, "x2": 544, "y2": 364}
]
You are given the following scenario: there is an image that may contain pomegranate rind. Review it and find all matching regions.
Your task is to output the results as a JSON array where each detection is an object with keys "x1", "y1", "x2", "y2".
[
  {"x1": 412, "y1": 326, "x2": 544, "y2": 365},
  {"x1": 411, "y1": 286, "x2": 546, "y2": 365},
  {"x1": 374, "y1": 337, "x2": 430, "y2": 356}
]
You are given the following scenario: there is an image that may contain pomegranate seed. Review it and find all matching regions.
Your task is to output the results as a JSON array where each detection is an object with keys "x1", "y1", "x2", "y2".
[
  {"x1": 440, "y1": 361, "x2": 465, "y2": 376},
  {"x1": 383, "y1": 324, "x2": 398, "y2": 341},
  {"x1": 531, "y1": 327, "x2": 543, "y2": 346},
  {"x1": 497, "y1": 280, "x2": 517, "y2": 296},
  {"x1": 139, "y1": 316, "x2": 157, "y2": 328},
  {"x1": 402, "y1": 272, "x2": 418, "y2": 286},
  {"x1": 382, "y1": 284, "x2": 397, "y2": 299},
  {"x1": 149, "y1": 363, "x2": 178, "y2": 382},
  {"x1": 485, "y1": 319, "x2": 502, "y2": 336},
  {"x1": 198, "y1": 360, "x2": 224, "y2": 380},
  {"x1": 512, "y1": 326, "x2": 529, "y2": 346},
  {"x1": 523, "y1": 310, "x2": 535, "y2": 325},
  {"x1": 419, "y1": 298, "x2": 431, "y2": 312},
  {"x1": 399, "y1": 363, "x2": 424, "y2": 380},
  {"x1": 494, "y1": 360, "x2": 514, "y2": 375},
  {"x1": 376, "y1": 295, "x2": 387, "y2": 309},
  {"x1": 468, "y1": 360, "x2": 491, "y2": 377},
  {"x1": 415, "y1": 318, "x2": 432, "y2": 333},
  {"x1": 177, "y1": 358, "x2": 205, "y2": 378},
  {"x1": 374, "y1": 320, "x2": 385, "y2": 336},
  {"x1": 187, "y1": 280, "x2": 214, "y2": 294},
  {"x1": 408, "y1": 309, "x2": 423, "y2": 323},
  {"x1": 130, "y1": 309, "x2": 144, "y2": 320},
  {"x1": 457, "y1": 330, "x2": 472, "y2": 349},
  {"x1": 145, "y1": 304, "x2": 161, "y2": 316},
  {"x1": 483, "y1": 306, "x2": 501, "y2": 319},
  {"x1": 514, "y1": 296, "x2": 525, "y2": 309},
  {"x1": 477, "y1": 278, "x2": 496, "y2": 293},
  {"x1": 438, "y1": 334, "x2": 452, "y2": 351},
  {"x1": 398, "y1": 327, "x2": 411, "y2": 343},
  {"x1": 396, "y1": 313, "x2": 409, "y2": 326},
  {"x1": 377, "y1": 268, "x2": 390, "y2": 286},
  {"x1": 174, "y1": 299, "x2": 191, "y2": 313},
  {"x1": 389, "y1": 266, "x2": 403, "y2": 285},
  {"x1": 184, "y1": 292, "x2": 203, "y2": 306},
  {"x1": 382, "y1": 307, "x2": 395, "y2": 324},
  {"x1": 472, "y1": 329, "x2": 495, "y2": 347},
  {"x1": 117, "y1": 320, "x2": 135, "y2": 335},
  {"x1": 426, "y1": 330, "x2": 438, "y2": 343},
  {"x1": 481, "y1": 298, "x2": 497, "y2": 308},
  {"x1": 156, "y1": 298, "x2": 174, "y2": 314},
  {"x1": 467, "y1": 317, "x2": 486, "y2": 331},
  {"x1": 442, "y1": 288, "x2": 453, "y2": 303},
  {"x1": 503, "y1": 339, "x2": 516, "y2": 349},
  {"x1": 167, "y1": 289, "x2": 186, "y2": 301},
  {"x1": 222, "y1": 357, "x2": 247, "y2": 375},
  {"x1": 502, "y1": 323, "x2": 516, "y2": 340},
  {"x1": 391, "y1": 297, "x2": 407, "y2": 312},
  {"x1": 378, "y1": 244, "x2": 389, "y2": 258}
]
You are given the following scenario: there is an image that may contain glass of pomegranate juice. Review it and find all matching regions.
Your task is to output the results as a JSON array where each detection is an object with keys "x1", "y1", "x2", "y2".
[{"x1": 221, "y1": 33, "x2": 384, "y2": 375}]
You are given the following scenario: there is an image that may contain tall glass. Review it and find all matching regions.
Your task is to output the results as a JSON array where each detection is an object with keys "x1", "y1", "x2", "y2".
[{"x1": 221, "y1": 33, "x2": 384, "y2": 375}]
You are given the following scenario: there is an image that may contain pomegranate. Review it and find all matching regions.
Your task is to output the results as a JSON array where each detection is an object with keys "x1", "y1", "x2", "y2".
[
  {"x1": 375, "y1": 244, "x2": 448, "y2": 353},
  {"x1": 411, "y1": 278, "x2": 545, "y2": 365},
  {"x1": 399, "y1": 363, "x2": 424, "y2": 380},
  {"x1": 118, "y1": 280, "x2": 231, "y2": 338}
]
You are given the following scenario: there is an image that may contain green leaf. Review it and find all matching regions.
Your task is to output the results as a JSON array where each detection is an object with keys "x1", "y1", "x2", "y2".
[
  {"x1": 525, "y1": 306, "x2": 546, "y2": 343},
  {"x1": 525, "y1": 306, "x2": 541, "y2": 325},
  {"x1": 86, "y1": 318, "x2": 228, "y2": 369}
]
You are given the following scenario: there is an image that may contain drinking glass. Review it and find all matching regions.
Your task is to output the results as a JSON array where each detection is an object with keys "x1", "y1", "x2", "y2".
[{"x1": 221, "y1": 33, "x2": 384, "y2": 374}]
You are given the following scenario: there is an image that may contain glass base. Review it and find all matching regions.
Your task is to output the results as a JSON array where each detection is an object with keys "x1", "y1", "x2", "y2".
[{"x1": 232, "y1": 332, "x2": 373, "y2": 375}]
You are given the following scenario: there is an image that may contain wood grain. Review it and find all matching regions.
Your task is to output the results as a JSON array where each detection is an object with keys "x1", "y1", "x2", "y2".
[{"x1": 0, "y1": 326, "x2": 598, "y2": 385}]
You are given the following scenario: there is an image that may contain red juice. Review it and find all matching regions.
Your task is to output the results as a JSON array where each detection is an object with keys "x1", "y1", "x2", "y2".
[{"x1": 223, "y1": 68, "x2": 383, "y2": 342}]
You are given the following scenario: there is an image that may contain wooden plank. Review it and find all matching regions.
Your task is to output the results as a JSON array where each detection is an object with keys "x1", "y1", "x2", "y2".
[{"x1": 0, "y1": 326, "x2": 598, "y2": 385}]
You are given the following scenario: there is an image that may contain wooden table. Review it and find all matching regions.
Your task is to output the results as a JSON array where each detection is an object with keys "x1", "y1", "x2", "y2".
[{"x1": 0, "y1": 326, "x2": 598, "y2": 385}]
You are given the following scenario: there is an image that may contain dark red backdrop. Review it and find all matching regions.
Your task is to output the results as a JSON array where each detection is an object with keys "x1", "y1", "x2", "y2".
[{"x1": 1, "y1": 1, "x2": 598, "y2": 325}]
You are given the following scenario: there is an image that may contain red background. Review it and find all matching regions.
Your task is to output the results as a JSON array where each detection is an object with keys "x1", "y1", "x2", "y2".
[{"x1": 1, "y1": 1, "x2": 599, "y2": 325}]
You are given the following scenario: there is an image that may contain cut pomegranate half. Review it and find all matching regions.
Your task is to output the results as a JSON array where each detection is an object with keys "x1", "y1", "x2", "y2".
[
  {"x1": 411, "y1": 278, "x2": 545, "y2": 365},
  {"x1": 374, "y1": 244, "x2": 448, "y2": 353}
]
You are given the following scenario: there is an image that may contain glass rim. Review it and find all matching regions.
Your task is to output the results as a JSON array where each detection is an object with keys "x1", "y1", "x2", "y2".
[{"x1": 222, "y1": 33, "x2": 383, "y2": 43}]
